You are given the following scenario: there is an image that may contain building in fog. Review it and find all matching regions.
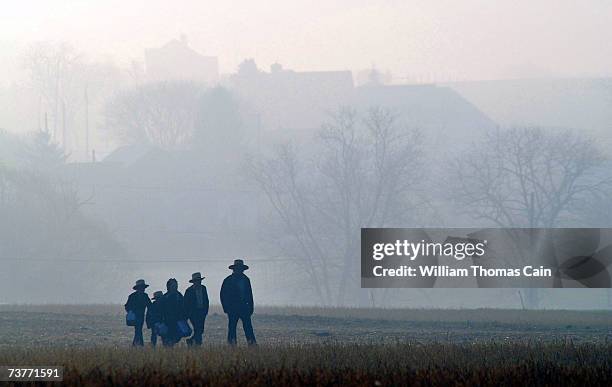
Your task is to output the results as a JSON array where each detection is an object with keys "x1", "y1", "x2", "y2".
[
  {"x1": 448, "y1": 78, "x2": 612, "y2": 154},
  {"x1": 228, "y1": 61, "x2": 354, "y2": 131},
  {"x1": 349, "y1": 84, "x2": 497, "y2": 149},
  {"x1": 145, "y1": 35, "x2": 218, "y2": 84},
  {"x1": 227, "y1": 60, "x2": 496, "y2": 151}
]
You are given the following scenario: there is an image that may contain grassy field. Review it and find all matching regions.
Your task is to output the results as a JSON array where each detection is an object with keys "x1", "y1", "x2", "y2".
[{"x1": 0, "y1": 305, "x2": 611, "y2": 385}]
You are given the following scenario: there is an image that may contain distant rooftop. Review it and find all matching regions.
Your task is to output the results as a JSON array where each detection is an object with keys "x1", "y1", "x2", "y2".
[
  {"x1": 447, "y1": 78, "x2": 612, "y2": 153},
  {"x1": 145, "y1": 35, "x2": 219, "y2": 84}
]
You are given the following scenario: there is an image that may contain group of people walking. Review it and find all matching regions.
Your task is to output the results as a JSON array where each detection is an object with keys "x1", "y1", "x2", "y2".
[{"x1": 124, "y1": 259, "x2": 256, "y2": 347}]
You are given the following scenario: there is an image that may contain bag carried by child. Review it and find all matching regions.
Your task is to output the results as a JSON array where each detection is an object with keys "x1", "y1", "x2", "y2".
[
  {"x1": 154, "y1": 322, "x2": 168, "y2": 336},
  {"x1": 176, "y1": 320, "x2": 192, "y2": 337},
  {"x1": 126, "y1": 310, "x2": 137, "y2": 326}
]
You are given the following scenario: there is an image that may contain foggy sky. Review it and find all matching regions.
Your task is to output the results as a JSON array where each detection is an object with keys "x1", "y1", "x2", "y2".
[{"x1": 1, "y1": 0, "x2": 612, "y2": 83}]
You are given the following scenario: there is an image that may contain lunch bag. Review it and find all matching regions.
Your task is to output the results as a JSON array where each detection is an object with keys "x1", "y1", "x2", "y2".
[
  {"x1": 154, "y1": 322, "x2": 168, "y2": 336},
  {"x1": 177, "y1": 320, "x2": 192, "y2": 338},
  {"x1": 126, "y1": 310, "x2": 137, "y2": 326}
]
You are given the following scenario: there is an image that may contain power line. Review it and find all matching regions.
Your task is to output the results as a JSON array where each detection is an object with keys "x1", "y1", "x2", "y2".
[
  {"x1": 69, "y1": 183, "x2": 259, "y2": 194},
  {"x1": 0, "y1": 256, "x2": 304, "y2": 263}
]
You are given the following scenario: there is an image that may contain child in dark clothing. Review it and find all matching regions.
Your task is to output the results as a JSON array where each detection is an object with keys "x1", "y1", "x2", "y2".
[{"x1": 146, "y1": 291, "x2": 164, "y2": 346}]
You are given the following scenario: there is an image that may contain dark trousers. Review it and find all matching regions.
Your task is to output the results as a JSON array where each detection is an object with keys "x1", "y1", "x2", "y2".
[
  {"x1": 227, "y1": 314, "x2": 256, "y2": 345},
  {"x1": 161, "y1": 335, "x2": 176, "y2": 347},
  {"x1": 162, "y1": 320, "x2": 180, "y2": 347},
  {"x1": 150, "y1": 327, "x2": 158, "y2": 347},
  {"x1": 132, "y1": 323, "x2": 144, "y2": 346},
  {"x1": 188, "y1": 314, "x2": 206, "y2": 346}
]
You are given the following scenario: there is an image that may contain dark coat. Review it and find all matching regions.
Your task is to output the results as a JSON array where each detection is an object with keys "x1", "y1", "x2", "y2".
[
  {"x1": 162, "y1": 290, "x2": 185, "y2": 324},
  {"x1": 161, "y1": 290, "x2": 185, "y2": 344},
  {"x1": 184, "y1": 284, "x2": 209, "y2": 318},
  {"x1": 220, "y1": 273, "x2": 254, "y2": 316},
  {"x1": 124, "y1": 291, "x2": 151, "y2": 323},
  {"x1": 145, "y1": 299, "x2": 163, "y2": 329}
]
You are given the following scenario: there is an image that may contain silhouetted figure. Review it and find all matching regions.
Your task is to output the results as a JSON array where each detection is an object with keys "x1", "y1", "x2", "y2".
[
  {"x1": 124, "y1": 279, "x2": 152, "y2": 347},
  {"x1": 220, "y1": 259, "x2": 257, "y2": 346},
  {"x1": 161, "y1": 278, "x2": 185, "y2": 347},
  {"x1": 184, "y1": 272, "x2": 209, "y2": 346},
  {"x1": 146, "y1": 291, "x2": 164, "y2": 347}
]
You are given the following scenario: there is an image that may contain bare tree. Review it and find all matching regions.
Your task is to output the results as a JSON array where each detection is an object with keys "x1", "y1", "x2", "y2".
[
  {"x1": 0, "y1": 131, "x2": 123, "y2": 301},
  {"x1": 248, "y1": 107, "x2": 428, "y2": 305},
  {"x1": 104, "y1": 81, "x2": 205, "y2": 149},
  {"x1": 25, "y1": 42, "x2": 122, "y2": 159},
  {"x1": 24, "y1": 42, "x2": 83, "y2": 146},
  {"x1": 453, "y1": 127, "x2": 608, "y2": 228},
  {"x1": 452, "y1": 127, "x2": 610, "y2": 307}
]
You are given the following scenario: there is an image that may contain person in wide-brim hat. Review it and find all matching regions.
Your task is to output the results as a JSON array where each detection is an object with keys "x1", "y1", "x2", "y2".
[
  {"x1": 125, "y1": 279, "x2": 152, "y2": 347},
  {"x1": 189, "y1": 272, "x2": 205, "y2": 283},
  {"x1": 221, "y1": 258, "x2": 256, "y2": 346},
  {"x1": 185, "y1": 272, "x2": 209, "y2": 346},
  {"x1": 229, "y1": 259, "x2": 249, "y2": 270},
  {"x1": 133, "y1": 279, "x2": 149, "y2": 290}
]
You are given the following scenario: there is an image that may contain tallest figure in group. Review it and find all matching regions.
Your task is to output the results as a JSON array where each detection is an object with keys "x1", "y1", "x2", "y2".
[{"x1": 220, "y1": 259, "x2": 257, "y2": 345}]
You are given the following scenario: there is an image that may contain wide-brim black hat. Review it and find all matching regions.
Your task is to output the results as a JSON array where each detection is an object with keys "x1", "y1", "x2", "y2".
[
  {"x1": 133, "y1": 280, "x2": 149, "y2": 290},
  {"x1": 229, "y1": 259, "x2": 249, "y2": 270},
  {"x1": 189, "y1": 272, "x2": 205, "y2": 283}
]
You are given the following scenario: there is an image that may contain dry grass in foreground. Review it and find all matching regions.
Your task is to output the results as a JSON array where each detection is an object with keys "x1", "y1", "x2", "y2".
[{"x1": 1, "y1": 342, "x2": 611, "y2": 386}]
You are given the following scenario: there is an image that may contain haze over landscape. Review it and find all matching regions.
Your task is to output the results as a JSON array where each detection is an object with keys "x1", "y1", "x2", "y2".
[
  {"x1": 2, "y1": 4, "x2": 612, "y2": 387},
  {"x1": 2, "y1": 1, "x2": 612, "y2": 85},
  {"x1": 0, "y1": 1, "x2": 611, "y2": 308}
]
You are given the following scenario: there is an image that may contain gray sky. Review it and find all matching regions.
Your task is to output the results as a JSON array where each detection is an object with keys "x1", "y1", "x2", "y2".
[{"x1": 1, "y1": 0, "x2": 612, "y2": 81}]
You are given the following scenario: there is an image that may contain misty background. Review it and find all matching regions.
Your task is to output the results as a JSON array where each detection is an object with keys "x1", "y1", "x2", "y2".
[{"x1": 1, "y1": 1, "x2": 612, "y2": 308}]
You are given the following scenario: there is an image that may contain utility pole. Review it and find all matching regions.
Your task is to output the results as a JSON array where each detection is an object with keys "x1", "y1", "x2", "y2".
[
  {"x1": 85, "y1": 85, "x2": 89, "y2": 162},
  {"x1": 62, "y1": 100, "x2": 67, "y2": 151},
  {"x1": 526, "y1": 192, "x2": 539, "y2": 309},
  {"x1": 53, "y1": 61, "x2": 60, "y2": 142},
  {"x1": 37, "y1": 96, "x2": 42, "y2": 132}
]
